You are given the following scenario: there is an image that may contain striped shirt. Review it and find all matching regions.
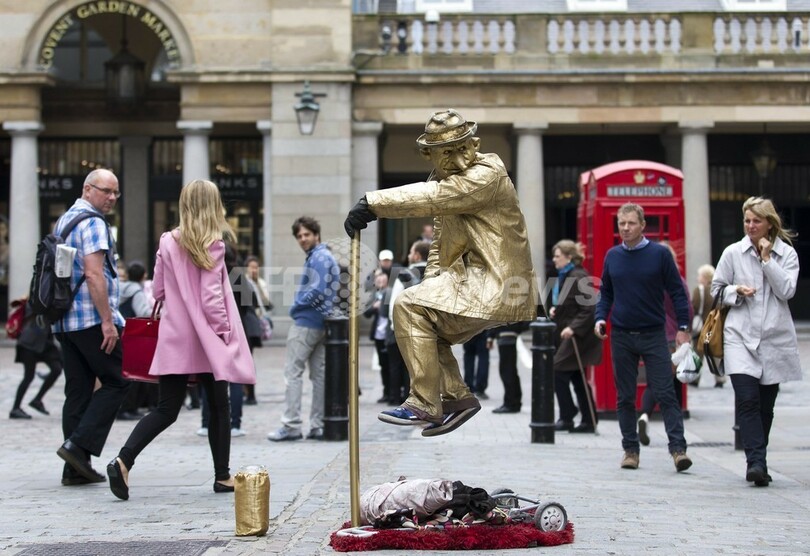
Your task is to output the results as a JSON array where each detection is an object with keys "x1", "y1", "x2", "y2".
[{"x1": 52, "y1": 199, "x2": 124, "y2": 332}]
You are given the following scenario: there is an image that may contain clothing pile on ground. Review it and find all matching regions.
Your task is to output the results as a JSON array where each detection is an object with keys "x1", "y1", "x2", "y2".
[{"x1": 361, "y1": 478, "x2": 501, "y2": 529}]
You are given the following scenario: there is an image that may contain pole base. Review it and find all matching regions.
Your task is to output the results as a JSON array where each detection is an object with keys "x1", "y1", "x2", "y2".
[
  {"x1": 324, "y1": 418, "x2": 348, "y2": 441},
  {"x1": 529, "y1": 422, "x2": 556, "y2": 444}
]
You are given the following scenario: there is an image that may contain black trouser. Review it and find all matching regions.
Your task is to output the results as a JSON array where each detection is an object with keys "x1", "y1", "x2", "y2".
[
  {"x1": 730, "y1": 374, "x2": 779, "y2": 471},
  {"x1": 119, "y1": 382, "x2": 159, "y2": 414},
  {"x1": 386, "y1": 340, "x2": 409, "y2": 405},
  {"x1": 374, "y1": 339, "x2": 391, "y2": 399},
  {"x1": 60, "y1": 326, "x2": 130, "y2": 460},
  {"x1": 497, "y1": 340, "x2": 522, "y2": 409},
  {"x1": 555, "y1": 369, "x2": 597, "y2": 425},
  {"x1": 119, "y1": 373, "x2": 231, "y2": 481},
  {"x1": 14, "y1": 346, "x2": 62, "y2": 409}
]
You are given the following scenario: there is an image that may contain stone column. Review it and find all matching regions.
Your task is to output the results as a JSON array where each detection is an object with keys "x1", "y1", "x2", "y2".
[
  {"x1": 119, "y1": 136, "x2": 151, "y2": 263},
  {"x1": 177, "y1": 120, "x2": 213, "y2": 184},
  {"x1": 257, "y1": 120, "x2": 273, "y2": 282},
  {"x1": 351, "y1": 121, "x2": 383, "y2": 255},
  {"x1": 680, "y1": 121, "x2": 714, "y2": 289},
  {"x1": 514, "y1": 123, "x2": 548, "y2": 288},
  {"x1": 3, "y1": 121, "x2": 43, "y2": 301}
]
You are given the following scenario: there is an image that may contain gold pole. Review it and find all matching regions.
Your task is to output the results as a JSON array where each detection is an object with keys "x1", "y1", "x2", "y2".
[{"x1": 348, "y1": 231, "x2": 361, "y2": 526}]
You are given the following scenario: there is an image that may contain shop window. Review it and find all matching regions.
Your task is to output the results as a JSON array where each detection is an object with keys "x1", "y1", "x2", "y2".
[
  {"x1": 151, "y1": 139, "x2": 183, "y2": 176},
  {"x1": 39, "y1": 139, "x2": 121, "y2": 176},
  {"x1": 210, "y1": 139, "x2": 262, "y2": 176}
]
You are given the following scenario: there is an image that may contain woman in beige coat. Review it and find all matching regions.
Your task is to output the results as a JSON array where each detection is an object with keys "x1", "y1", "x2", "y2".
[{"x1": 712, "y1": 197, "x2": 801, "y2": 487}]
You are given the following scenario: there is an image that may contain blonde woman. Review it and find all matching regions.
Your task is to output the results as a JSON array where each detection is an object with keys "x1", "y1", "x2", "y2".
[
  {"x1": 712, "y1": 197, "x2": 801, "y2": 487},
  {"x1": 107, "y1": 180, "x2": 256, "y2": 500}
]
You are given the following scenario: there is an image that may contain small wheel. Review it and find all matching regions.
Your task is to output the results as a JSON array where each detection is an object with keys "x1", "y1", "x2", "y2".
[
  {"x1": 534, "y1": 502, "x2": 568, "y2": 532},
  {"x1": 490, "y1": 488, "x2": 519, "y2": 509}
]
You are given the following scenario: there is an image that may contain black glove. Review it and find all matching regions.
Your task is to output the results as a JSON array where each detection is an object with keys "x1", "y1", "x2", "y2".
[{"x1": 344, "y1": 196, "x2": 377, "y2": 238}]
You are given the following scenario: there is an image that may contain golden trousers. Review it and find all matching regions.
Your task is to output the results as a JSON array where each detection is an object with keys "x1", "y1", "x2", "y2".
[{"x1": 393, "y1": 287, "x2": 494, "y2": 421}]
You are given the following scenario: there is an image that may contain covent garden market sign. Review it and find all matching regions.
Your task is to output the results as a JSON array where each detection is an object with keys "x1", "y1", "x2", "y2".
[{"x1": 39, "y1": 1, "x2": 181, "y2": 69}]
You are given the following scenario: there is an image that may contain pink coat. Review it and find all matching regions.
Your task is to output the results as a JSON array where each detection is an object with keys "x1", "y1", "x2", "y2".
[{"x1": 148, "y1": 231, "x2": 256, "y2": 384}]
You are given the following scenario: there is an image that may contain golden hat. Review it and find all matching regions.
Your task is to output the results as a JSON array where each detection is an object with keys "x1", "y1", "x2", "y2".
[{"x1": 416, "y1": 109, "x2": 478, "y2": 148}]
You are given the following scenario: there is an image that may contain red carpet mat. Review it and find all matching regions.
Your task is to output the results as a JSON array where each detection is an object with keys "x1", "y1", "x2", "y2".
[{"x1": 330, "y1": 521, "x2": 575, "y2": 551}]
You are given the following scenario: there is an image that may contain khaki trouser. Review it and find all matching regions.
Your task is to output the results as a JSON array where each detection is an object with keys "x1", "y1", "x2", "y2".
[{"x1": 393, "y1": 288, "x2": 494, "y2": 422}]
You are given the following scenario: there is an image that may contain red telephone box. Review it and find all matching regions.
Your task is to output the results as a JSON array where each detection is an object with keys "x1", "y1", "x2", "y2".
[{"x1": 577, "y1": 160, "x2": 688, "y2": 416}]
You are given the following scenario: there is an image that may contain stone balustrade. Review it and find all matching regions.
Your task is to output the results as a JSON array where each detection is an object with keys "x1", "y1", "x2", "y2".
[
  {"x1": 353, "y1": 12, "x2": 810, "y2": 69},
  {"x1": 713, "y1": 15, "x2": 810, "y2": 53},
  {"x1": 547, "y1": 15, "x2": 681, "y2": 55}
]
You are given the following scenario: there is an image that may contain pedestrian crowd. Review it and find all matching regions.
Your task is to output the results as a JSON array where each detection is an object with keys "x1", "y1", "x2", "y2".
[{"x1": 3, "y1": 109, "x2": 801, "y2": 515}]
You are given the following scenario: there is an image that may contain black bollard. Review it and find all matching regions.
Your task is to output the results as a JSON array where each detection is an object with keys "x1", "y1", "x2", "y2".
[
  {"x1": 323, "y1": 316, "x2": 349, "y2": 441},
  {"x1": 530, "y1": 318, "x2": 557, "y2": 444}
]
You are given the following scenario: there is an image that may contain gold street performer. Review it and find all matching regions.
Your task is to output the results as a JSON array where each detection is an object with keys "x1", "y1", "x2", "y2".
[{"x1": 344, "y1": 109, "x2": 538, "y2": 436}]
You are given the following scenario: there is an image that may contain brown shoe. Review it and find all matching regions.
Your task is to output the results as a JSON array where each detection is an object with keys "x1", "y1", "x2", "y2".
[
  {"x1": 621, "y1": 451, "x2": 639, "y2": 469},
  {"x1": 672, "y1": 451, "x2": 692, "y2": 472}
]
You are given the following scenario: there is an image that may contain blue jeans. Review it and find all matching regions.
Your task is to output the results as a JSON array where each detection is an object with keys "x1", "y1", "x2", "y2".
[
  {"x1": 730, "y1": 374, "x2": 779, "y2": 471},
  {"x1": 611, "y1": 328, "x2": 686, "y2": 454}
]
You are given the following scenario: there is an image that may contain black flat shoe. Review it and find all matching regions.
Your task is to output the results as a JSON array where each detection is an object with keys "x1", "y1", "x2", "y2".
[
  {"x1": 492, "y1": 406, "x2": 520, "y2": 414},
  {"x1": 571, "y1": 423, "x2": 596, "y2": 433},
  {"x1": 554, "y1": 419, "x2": 574, "y2": 432},
  {"x1": 28, "y1": 400, "x2": 49, "y2": 415},
  {"x1": 9, "y1": 408, "x2": 31, "y2": 419},
  {"x1": 107, "y1": 459, "x2": 129, "y2": 500},
  {"x1": 62, "y1": 475, "x2": 94, "y2": 486},
  {"x1": 57, "y1": 440, "x2": 104, "y2": 482},
  {"x1": 746, "y1": 464, "x2": 768, "y2": 486},
  {"x1": 214, "y1": 481, "x2": 234, "y2": 493}
]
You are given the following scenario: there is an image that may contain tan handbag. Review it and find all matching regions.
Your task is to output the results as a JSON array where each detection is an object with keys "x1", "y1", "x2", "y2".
[{"x1": 698, "y1": 290, "x2": 729, "y2": 376}]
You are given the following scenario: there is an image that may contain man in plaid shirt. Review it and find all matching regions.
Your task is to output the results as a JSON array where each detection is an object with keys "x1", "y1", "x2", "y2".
[{"x1": 54, "y1": 168, "x2": 131, "y2": 486}]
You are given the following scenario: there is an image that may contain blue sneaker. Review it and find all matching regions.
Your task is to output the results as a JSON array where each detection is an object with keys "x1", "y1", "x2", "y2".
[
  {"x1": 378, "y1": 407, "x2": 428, "y2": 426},
  {"x1": 421, "y1": 406, "x2": 481, "y2": 437}
]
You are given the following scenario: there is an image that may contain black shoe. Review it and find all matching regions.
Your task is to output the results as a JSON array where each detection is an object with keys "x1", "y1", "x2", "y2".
[
  {"x1": 571, "y1": 423, "x2": 596, "y2": 433},
  {"x1": 554, "y1": 419, "x2": 574, "y2": 432},
  {"x1": 376, "y1": 396, "x2": 391, "y2": 404},
  {"x1": 492, "y1": 405, "x2": 520, "y2": 414},
  {"x1": 57, "y1": 440, "x2": 104, "y2": 482},
  {"x1": 244, "y1": 398, "x2": 257, "y2": 406},
  {"x1": 61, "y1": 475, "x2": 94, "y2": 486},
  {"x1": 306, "y1": 427, "x2": 324, "y2": 440},
  {"x1": 714, "y1": 382, "x2": 724, "y2": 388},
  {"x1": 475, "y1": 391, "x2": 489, "y2": 400},
  {"x1": 28, "y1": 400, "x2": 49, "y2": 415},
  {"x1": 107, "y1": 459, "x2": 129, "y2": 500},
  {"x1": 117, "y1": 411, "x2": 142, "y2": 421},
  {"x1": 746, "y1": 464, "x2": 768, "y2": 486},
  {"x1": 9, "y1": 408, "x2": 32, "y2": 420},
  {"x1": 214, "y1": 481, "x2": 234, "y2": 493}
]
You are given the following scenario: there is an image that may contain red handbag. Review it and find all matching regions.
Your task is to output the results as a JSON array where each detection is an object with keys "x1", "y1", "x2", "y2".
[{"x1": 121, "y1": 302, "x2": 162, "y2": 383}]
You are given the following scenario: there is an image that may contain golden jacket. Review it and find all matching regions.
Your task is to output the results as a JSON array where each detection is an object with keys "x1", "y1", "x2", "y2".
[{"x1": 366, "y1": 152, "x2": 538, "y2": 322}]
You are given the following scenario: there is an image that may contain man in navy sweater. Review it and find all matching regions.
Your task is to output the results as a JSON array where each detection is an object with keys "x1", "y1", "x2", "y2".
[
  {"x1": 267, "y1": 216, "x2": 340, "y2": 442},
  {"x1": 594, "y1": 203, "x2": 692, "y2": 472}
]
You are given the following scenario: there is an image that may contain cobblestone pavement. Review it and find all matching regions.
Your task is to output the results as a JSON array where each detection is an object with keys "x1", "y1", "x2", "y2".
[{"x1": 0, "y1": 335, "x2": 808, "y2": 555}]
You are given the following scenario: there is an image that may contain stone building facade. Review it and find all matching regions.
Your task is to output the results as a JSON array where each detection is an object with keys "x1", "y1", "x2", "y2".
[{"x1": 2, "y1": 0, "x2": 810, "y2": 324}]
